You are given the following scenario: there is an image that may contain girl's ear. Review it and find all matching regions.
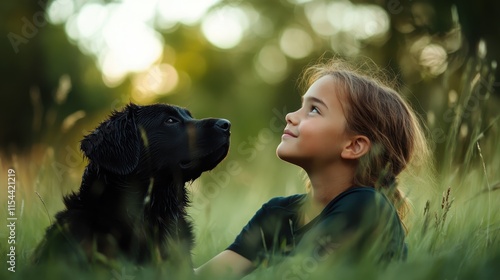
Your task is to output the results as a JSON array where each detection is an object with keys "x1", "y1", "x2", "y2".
[{"x1": 341, "y1": 135, "x2": 371, "y2": 160}]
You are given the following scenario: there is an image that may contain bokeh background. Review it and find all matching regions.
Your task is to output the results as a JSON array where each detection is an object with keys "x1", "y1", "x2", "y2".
[
  {"x1": 1, "y1": 0, "x2": 500, "y2": 279},
  {"x1": 1, "y1": 0, "x2": 499, "y2": 153}
]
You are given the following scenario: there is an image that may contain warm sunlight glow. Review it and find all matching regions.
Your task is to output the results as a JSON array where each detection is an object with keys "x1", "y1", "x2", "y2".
[
  {"x1": 201, "y1": 6, "x2": 249, "y2": 49},
  {"x1": 54, "y1": 0, "x2": 227, "y2": 87},
  {"x1": 132, "y1": 64, "x2": 179, "y2": 103},
  {"x1": 254, "y1": 45, "x2": 288, "y2": 84},
  {"x1": 327, "y1": 1, "x2": 389, "y2": 41},
  {"x1": 136, "y1": 64, "x2": 179, "y2": 95},
  {"x1": 100, "y1": 21, "x2": 163, "y2": 86},
  {"x1": 279, "y1": 27, "x2": 313, "y2": 59},
  {"x1": 158, "y1": 0, "x2": 221, "y2": 27},
  {"x1": 47, "y1": 0, "x2": 75, "y2": 24},
  {"x1": 61, "y1": 1, "x2": 164, "y2": 87},
  {"x1": 305, "y1": 0, "x2": 390, "y2": 55},
  {"x1": 420, "y1": 44, "x2": 448, "y2": 76},
  {"x1": 75, "y1": 4, "x2": 108, "y2": 41},
  {"x1": 48, "y1": 0, "x2": 390, "y2": 87}
]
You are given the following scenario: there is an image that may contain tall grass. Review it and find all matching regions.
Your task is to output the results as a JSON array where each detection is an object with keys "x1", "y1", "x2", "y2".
[{"x1": 1, "y1": 55, "x2": 499, "y2": 279}]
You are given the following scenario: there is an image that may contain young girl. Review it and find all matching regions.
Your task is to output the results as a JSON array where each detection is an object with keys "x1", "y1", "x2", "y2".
[{"x1": 195, "y1": 58, "x2": 430, "y2": 278}]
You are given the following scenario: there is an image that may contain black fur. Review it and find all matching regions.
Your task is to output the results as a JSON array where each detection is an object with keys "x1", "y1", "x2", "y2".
[{"x1": 32, "y1": 103, "x2": 230, "y2": 270}]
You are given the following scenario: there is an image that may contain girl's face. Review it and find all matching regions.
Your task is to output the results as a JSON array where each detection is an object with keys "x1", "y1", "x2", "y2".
[{"x1": 276, "y1": 76, "x2": 352, "y2": 170}]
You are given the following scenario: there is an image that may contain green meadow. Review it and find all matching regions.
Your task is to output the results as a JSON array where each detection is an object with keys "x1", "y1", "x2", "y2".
[{"x1": 1, "y1": 54, "x2": 499, "y2": 280}]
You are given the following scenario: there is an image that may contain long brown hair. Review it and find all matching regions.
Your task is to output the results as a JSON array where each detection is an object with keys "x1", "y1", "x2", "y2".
[{"x1": 300, "y1": 58, "x2": 432, "y2": 231}]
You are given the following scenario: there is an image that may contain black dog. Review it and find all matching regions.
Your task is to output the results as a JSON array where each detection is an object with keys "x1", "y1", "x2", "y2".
[{"x1": 32, "y1": 103, "x2": 230, "y2": 271}]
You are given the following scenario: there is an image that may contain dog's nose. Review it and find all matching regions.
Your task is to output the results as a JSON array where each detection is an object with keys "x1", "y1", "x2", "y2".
[{"x1": 215, "y1": 119, "x2": 231, "y2": 132}]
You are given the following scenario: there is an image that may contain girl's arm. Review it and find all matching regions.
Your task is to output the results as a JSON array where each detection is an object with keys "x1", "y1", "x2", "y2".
[{"x1": 195, "y1": 250, "x2": 254, "y2": 279}]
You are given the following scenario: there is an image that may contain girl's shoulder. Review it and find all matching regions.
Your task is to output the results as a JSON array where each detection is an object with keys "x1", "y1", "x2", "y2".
[
  {"x1": 263, "y1": 193, "x2": 306, "y2": 210},
  {"x1": 323, "y1": 186, "x2": 394, "y2": 215},
  {"x1": 262, "y1": 187, "x2": 379, "y2": 213},
  {"x1": 331, "y1": 186, "x2": 383, "y2": 203}
]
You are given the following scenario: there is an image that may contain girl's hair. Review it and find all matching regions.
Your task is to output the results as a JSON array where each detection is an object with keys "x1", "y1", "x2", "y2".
[{"x1": 299, "y1": 57, "x2": 432, "y2": 231}]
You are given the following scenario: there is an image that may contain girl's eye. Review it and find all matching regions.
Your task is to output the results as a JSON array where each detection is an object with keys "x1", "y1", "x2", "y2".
[{"x1": 310, "y1": 106, "x2": 320, "y2": 114}]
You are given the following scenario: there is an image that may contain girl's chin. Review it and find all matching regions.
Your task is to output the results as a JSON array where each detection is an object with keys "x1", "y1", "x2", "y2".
[
  {"x1": 275, "y1": 144, "x2": 288, "y2": 159},
  {"x1": 276, "y1": 149, "x2": 301, "y2": 166},
  {"x1": 276, "y1": 149, "x2": 289, "y2": 162}
]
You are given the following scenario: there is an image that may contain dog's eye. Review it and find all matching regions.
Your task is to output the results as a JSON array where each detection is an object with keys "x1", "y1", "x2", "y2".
[{"x1": 165, "y1": 118, "x2": 178, "y2": 124}]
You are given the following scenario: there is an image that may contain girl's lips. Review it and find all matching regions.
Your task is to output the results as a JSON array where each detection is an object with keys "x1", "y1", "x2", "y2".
[{"x1": 283, "y1": 129, "x2": 297, "y2": 138}]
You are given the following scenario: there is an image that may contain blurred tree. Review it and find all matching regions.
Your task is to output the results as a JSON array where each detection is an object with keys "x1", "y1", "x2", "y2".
[{"x1": 1, "y1": 0, "x2": 51, "y2": 151}]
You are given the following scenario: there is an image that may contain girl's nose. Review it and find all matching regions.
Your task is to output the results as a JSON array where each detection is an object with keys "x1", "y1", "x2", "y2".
[{"x1": 285, "y1": 111, "x2": 298, "y2": 125}]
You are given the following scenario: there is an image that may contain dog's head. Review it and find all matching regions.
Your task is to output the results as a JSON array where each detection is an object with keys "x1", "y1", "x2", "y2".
[{"x1": 80, "y1": 103, "x2": 230, "y2": 181}]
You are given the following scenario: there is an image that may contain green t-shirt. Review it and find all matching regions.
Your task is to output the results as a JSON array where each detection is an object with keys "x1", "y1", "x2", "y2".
[{"x1": 227, "y1": 186, "x2": 406, "y2": 265}]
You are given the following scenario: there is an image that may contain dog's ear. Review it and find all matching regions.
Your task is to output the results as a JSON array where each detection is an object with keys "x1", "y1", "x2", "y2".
[{"x1": 81, "y1": 104, "x2": 141, "y2": 175}]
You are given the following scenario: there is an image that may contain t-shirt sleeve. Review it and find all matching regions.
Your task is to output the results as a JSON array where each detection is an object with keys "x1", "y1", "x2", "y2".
[
  {"x1": 226, "y1": 201, "x2": 269, "y2": 262},
  {"x1": 226, "y1": 197, "x2": 289, "y2": 263}
]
